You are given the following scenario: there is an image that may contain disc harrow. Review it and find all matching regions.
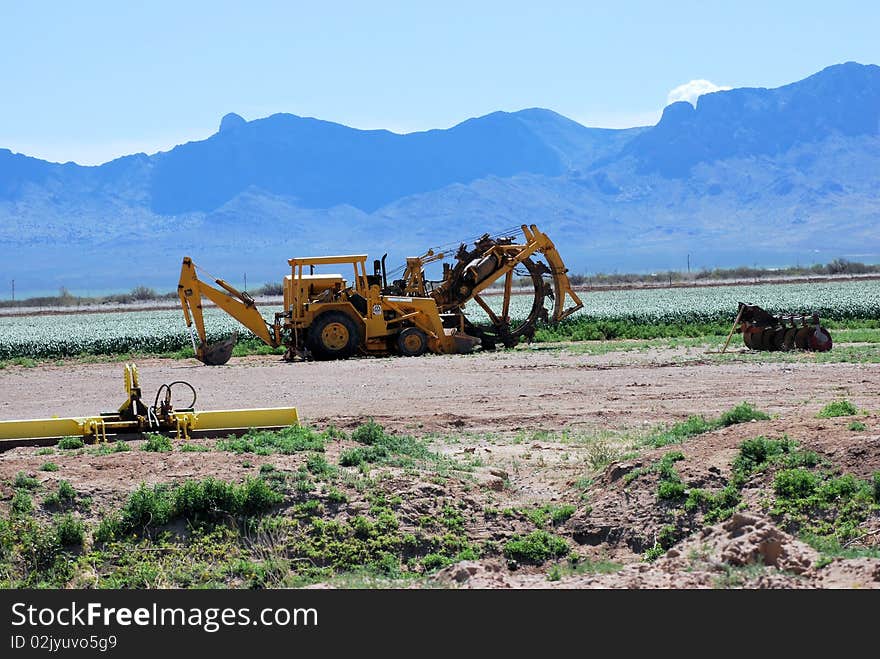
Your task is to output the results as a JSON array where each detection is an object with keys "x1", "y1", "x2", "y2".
[{"x1": 725, "y1": 302, "x2": 832, "y2": 353}]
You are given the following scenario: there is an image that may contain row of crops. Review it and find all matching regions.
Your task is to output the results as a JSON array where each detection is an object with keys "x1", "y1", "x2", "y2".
[{"x1": 1, "y1": 280, "x2": 878, "y2": 360}]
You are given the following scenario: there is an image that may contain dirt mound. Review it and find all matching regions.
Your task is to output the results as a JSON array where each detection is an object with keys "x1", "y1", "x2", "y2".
[
  {"x1": 667, "y1": 512, "x2": 815, "y2": 573},
  {"x1": 434, "y1": 513, "x2": 880, "y2": 589}
]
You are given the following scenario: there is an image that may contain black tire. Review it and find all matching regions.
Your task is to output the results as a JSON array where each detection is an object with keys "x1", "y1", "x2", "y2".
[
  {"x1": 306, "y1": 311, "x2": 360, "y2": 360},
  {"x1": 396, "y1": 326, "x2": 428, "y2": 357}
]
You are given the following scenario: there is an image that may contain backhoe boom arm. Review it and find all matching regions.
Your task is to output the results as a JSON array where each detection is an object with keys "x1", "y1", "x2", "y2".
[{"x1": 178, "y1": 257, "x2": 279, "y2": 365}]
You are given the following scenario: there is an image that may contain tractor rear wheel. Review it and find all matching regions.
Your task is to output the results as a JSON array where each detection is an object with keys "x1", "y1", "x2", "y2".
[
  {"x1": 307, "y1": 311, "x2": 360, "y2": 360},
  {"x1": 397, "y1": 327, "x2": 428, "y2": 357}
]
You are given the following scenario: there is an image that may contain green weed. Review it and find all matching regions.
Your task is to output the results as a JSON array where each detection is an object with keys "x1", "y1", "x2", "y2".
[
  {"x1": 55, "y1": 513, "x2": 84, "y2": 546},
  {"x1": 816, "y1": 400, "x2": 858, "y2": 418},
  {"x1": 142, "y1": 434, "x2": 172, "y2": 452},
  {"x1": 646, "y1": 402, "x2": 769, "y2": 448},
  {"x1": 11, "y1": 490, "x2": 33, "y2": 515},
  {"x1": 13, "y1": 472, "x2": 40, "y2": 489},
  {"x1": 57, "y1": 437, "x2": 84, "y2": 450},
  {"x1": 503, "y1": 530, "x2": 569, "y2": 563},
  {"x1": 216, "y1": 425, "x2": 325, "y2": 455}
]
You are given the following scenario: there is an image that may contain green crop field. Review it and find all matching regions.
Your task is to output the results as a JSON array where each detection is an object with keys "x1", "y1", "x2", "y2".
[{"x1": 1, "y1": 280, "x2": 878, "y2": 360}]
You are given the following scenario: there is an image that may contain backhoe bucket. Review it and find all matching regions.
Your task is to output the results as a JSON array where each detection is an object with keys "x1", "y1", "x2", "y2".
[{"x1": 198, "y1": 332, "x2": 238, "y2": 366}]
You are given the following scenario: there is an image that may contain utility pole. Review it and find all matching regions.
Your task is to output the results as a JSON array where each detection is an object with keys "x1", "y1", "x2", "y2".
[
  {"x1": 687, "y1": 254, "x2": 690, "y2": 274},
  {"x1": 244, "y1": 273, "x2": 247, "y2": 292},
  {"x1": 11, "y1": 279, "x2": 14, "y2": 302}
]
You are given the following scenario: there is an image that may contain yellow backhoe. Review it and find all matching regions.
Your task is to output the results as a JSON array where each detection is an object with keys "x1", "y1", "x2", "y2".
[{"x1": 178, "y1": 224, "x2": 583, "y2": 365}]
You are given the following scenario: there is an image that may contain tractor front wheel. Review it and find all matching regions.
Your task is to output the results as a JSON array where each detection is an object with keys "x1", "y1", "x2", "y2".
[{"x1": 396, "y1": 327, "x2": 428, "y2": 357}]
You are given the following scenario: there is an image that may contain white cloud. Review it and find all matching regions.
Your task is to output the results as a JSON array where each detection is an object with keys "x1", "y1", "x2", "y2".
[{"x1": 666, "y1": 80, "x2": 731, "y2": 107}]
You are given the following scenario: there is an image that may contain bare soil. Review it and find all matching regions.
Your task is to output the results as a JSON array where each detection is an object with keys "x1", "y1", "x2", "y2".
[{"x1": 1, "y1": 343, "x2": 879, "y2": 588}]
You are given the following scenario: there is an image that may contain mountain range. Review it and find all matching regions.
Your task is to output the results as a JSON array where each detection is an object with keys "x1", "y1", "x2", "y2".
[{"x1": 2, "y1": 61, "x2": 879, "y2": 296}]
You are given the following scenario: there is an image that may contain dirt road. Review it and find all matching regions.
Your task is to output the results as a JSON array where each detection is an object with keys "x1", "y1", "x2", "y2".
[{"x1": 2, "y1": 346, "x2": 877, "y2": 433}]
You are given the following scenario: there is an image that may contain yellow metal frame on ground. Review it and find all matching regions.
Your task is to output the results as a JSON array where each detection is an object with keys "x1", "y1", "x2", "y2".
[{"x1": 0, "y1": 408, "x2": 299, "y2": 442}]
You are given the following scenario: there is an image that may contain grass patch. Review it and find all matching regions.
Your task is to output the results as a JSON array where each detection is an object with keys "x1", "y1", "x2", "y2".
[
  {"x1": 325, "y1": 487, "x2": 347, "y2": 504},
  {"x1": 54, "y1": 513, "x2": 84, "y2": 546},
  {"x1": 643, "y1": 542, "x2": 665, "y2": 562},
  {"x1": 816, "y1": 400, "x2": 858, "y2": 418},
  {"x1": 848, "y1": 421, "x2": 867, "y2": 432},
  {"x1": 683, "y1": 436, "x2": 819, "y2": 525},
  {"x1": 13, "y1": 472, "x2": 40, "y2": 489},
  {"x1": 521, "y1": 504, "x2": 577, "y2": 528},
  {"x1": 306, "y1": 454, "x2": 336, "y2": 478},
  {"x1": 57, "y1": 480, "x2": 77, "y2": 503},
  {"x1": 44, "y1": 480, "x2": 78, "y2": 509},
  {"x1": 0, "y1": 357, "x2": 38, "y2": 368},
  {"x1": 178, "y1": 442, "x2": 209, "y2": 452},
  {"x1": 718, "y1": 402, "x2": 771, "y2": 426},
  {"x1": 504, "y1": 530, "x2": 569, "y2": 564},
  {"x1": 647, "y1": 416, "x2": 716, "y2": 448},
  {"x1": 39, "y1": 462, "x2": 59, "y2": 472},
  {"x1": 803, "y1": 534, "x2": 880, "y2": 568},
  {"x1": 770, "y1": 469, "x2": 879, "y2": 543},
  {"x1": 95, "y1": 477, "x2": 283, "y2": 542},
  {"x1": 585, "y1": 439, "x2": 620, "y2": 470},
  {"x1": 11, "y1": 490, "x2": 33, "y2": 515},
  {"x1": 216, "y1": 425, "x2": 326, "y2": 455},
  {"x1": 656, "y1": 451, "x2": 686, "y2": 501},
  {"x1": 730, "y1": 436, "x2": 819, "y2": 487},
  {"x1": 646, "y1": 402, "x2": 769, "y2": 448},
  {"x1": 57, "y1": 437, "x2": 84, "y2": 450},
  {"x1": 709, "y1": 436, "x2": 880, "y2": 546},
  {"x1": 337, "y1": 421, "x2": 473, "y2": 477},
  {"x1": 535, "y1": 318, "x2": 730, "y2": 343},
  {"x1": 142, "y1": 433, "x2": 173, "y2": 452},
  {"x1": 684, "y1": 485, "x2": 741, "y2": 523}
]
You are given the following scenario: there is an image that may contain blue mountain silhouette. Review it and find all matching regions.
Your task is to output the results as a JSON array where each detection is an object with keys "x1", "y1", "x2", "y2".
[{"x1": 1, "y1": 62, "x2": 878, "y2": 295}]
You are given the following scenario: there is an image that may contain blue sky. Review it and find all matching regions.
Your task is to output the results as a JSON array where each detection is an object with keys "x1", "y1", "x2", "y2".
[{"x1": 2, "y1": 0, "x2": 878, "y2": 164}]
